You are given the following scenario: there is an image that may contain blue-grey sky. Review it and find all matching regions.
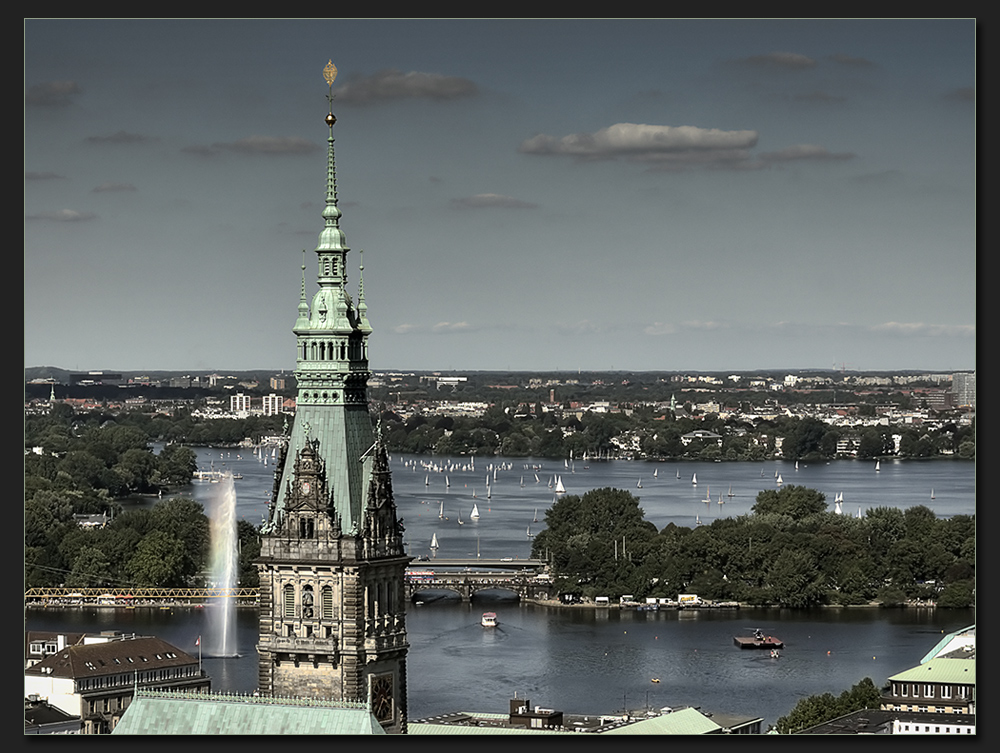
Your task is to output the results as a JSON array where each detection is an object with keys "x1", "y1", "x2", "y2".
[{"x1": 24, "y1": 19, "x2": 976, "y2": 374}]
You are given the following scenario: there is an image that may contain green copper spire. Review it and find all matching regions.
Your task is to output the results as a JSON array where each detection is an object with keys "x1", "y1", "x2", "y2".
[{"x1": 265, "y1": 59, "x2": 375, "y2": 536}]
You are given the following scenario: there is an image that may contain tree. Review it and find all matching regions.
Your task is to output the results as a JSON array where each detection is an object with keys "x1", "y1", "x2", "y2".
[
  {"x1": 751, "y1": 485, "x2": 827, "y2": 520},
  {"x1": 66, "y1": 545, "x2": 112, "y2": 588},
  {"x1": 127, "y1": 530, "x2": 187, "y2": 587},
  {"x1": 775, "y1": 677, "x2": 882, "y2": 733}
]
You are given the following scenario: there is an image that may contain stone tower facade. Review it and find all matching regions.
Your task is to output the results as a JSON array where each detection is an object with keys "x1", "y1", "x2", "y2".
[{"x1": 256, "y1": 60, "x2": 410, "y2": 734}]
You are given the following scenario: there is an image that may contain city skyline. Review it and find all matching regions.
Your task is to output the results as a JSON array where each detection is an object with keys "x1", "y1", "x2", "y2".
[{"x1": 24, "y1": 19, "x2": 976, "y2": 374}]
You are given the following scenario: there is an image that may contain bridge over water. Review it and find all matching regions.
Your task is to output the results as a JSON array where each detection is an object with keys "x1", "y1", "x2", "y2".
[{"x1": 406, "y1": 558, "x2": 554, "y2": 602}]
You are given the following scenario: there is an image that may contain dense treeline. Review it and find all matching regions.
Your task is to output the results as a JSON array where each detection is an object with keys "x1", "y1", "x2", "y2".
[
  {"x1": 530, "y1": 485, "x2": 975, "y2": 608},
  {"x1": 379, "y1": 405, "x2": 975, "y2": 462},
  {"x1": 24, "y1": 404, "x2": 263, "y2": 590}
]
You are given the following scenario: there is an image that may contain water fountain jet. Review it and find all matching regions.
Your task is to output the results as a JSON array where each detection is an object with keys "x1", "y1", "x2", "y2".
[{"x1": 206, "y1": 472, "x2": 239, "y2": 657}]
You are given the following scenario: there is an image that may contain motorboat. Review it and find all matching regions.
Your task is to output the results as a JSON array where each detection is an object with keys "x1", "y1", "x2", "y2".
[{"x1": 481, "y1": 612, "x2": 498, "y2": 627}]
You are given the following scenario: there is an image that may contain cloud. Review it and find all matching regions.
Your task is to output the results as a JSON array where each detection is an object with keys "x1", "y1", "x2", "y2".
[
  {"x1": 432, "y1": 321, "x2": 474, "y2": 333},
  {"x1": 758, "y1": 144, "x2": 856, "y2": 163},
  {"x1": 335, "y1": 68, "x2": 478, "y2": 105},
  {"x1": 92, "y1": 182, "x2": 137, "y2": 193},
  {"x1": 86, "y1": 131, "x2": 158, "y2": 145},
  {"x1": 25, "y1": 209, "x2": 97, "y2": 222},
  {"x1": 741, "y1": 52, "x2": 817, "y2": 70},
  {"x1": 518, "y1": 123, "x2": 759, "y2": 167},
  {"x1": 450, "y1": 193, "x2": 538, "y2": 209},
  {"x1": 210, "y1": 136, "x2": 318, "y2": 155},
  {"x1": 870, "y1": 322, "x2": 975, "y2": 338},
  {"x1": 644, "y1": 320, "x2": 730, "y2": 336},
  {"x1": 389, "y1": 321, "x2": 479, "y2": 335},
  {"x1": 25, "y1": 80, "x2": 80, "y2": 106}
]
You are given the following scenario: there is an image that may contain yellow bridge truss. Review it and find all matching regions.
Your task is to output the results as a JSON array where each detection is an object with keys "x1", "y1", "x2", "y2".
[{"x1": 24, "y1": 587, "x2": 260, "y2": 602}]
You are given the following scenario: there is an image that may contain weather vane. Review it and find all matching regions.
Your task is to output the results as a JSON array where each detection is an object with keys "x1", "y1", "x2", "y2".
[{"x1": 324, "y1": 59, "x2": 338, "y2": 128}]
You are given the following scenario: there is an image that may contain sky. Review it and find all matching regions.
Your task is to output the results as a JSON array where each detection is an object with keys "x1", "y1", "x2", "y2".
[{"x1": 24, "y1": 19, "x2": 977, "y2": 374}]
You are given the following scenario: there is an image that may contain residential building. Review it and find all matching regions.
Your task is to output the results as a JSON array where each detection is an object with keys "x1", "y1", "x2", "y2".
[
  {"x1": 262, "y1": 393, "x2": 284, "y2": 416},
  {"x1": 230, "y1": 392, "x2": 251, "y2": 415},
  {"x1": 24, "y1": 633, "x2": 209, "y2": 734}
]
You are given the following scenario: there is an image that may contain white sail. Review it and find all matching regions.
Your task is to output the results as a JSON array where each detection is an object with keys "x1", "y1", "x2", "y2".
[
  {"x1": 554, "y1": 476, "x2": 566, "y2": 494},
  {"x1": 471, "y1": 504, "x2": 480, "y2": 519},
  {"x1": 430, "y1": 533, "x2": 439, "y2": 549},
  {"x1": 637, "y1": 478, "x2": 642, "y2": 489},
  {"x1": 438, "y1": 501, "x2": 443, "y2": 519},
  {"x1": 692, "y1": 473, "x2": 697, "y2": 485},
  {"x1": 776, "y1": 474, "x2": 783, "y2": 485}
]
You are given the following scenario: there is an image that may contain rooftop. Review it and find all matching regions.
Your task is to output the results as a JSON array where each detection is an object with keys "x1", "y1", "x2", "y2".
[{"x1": 112, "y1": 689, "x2": 385, "y2": 735}]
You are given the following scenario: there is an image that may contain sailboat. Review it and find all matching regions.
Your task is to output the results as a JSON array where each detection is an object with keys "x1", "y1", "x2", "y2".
[
  {"x1": 425, "y1": 474, "x2": 429, "y2": 486},
  {"x1": 438, "y1": 501, "x2": 444, "y2": 519},
  {"x1": 692, "y1": 472, "x2": 697, "y2": 485},
  {"x1": 727, "y1": 484, "x2": 734, "y2": 498},
  {"x1": 931, "y1": 488, "x2": 935, "y2": 500},
  {"x1": 637, "y1": 478, "x2": 643, "y2": 489},
  {"x1": 875, "y1": 460, "x2": 881, "y2": 472},
  {"x1": 470, "y1": 503, "x2": 480, "y2": 520},
  {"x1": 430, "y1": 533, "x2": 439, "y2": 550},
  {"x1": 554, "y1": 476, "x2": 566, "y2": 494},
  {"x1": 445, "y1": 475, "x2": 450, "y2": 488},
  {"x1": 676, "y1": 469, "x2": 681, "y2": 479},
  {"x1": 526, "y1": 525, "x2": 534, "y2": 538},
  {"x1": 776, "y1": 474, "x2": 783, "y2": 486},
  {"x1": 653, "y1": 468, "x2": 658, "y2": 478},
  {"x1": 457, "y1": 511, "x2": 464, "y2": 525},
  {"x1": 834, "y1": 492, "x2": 843, "y2": 515},
  {"x1": 533, "y1": 508, "x2": 538, "y2": 523}
]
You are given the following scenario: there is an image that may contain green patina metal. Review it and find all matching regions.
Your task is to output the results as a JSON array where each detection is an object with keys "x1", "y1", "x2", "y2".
[
  {"x1": 112, "y1": 688, "x2": 385, "y2": 735},
  {"x1": 264, "y1": 70, "x2": 375, "y2": 537}
]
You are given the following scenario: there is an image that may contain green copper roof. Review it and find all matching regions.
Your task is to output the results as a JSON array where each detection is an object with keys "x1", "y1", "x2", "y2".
[
  {"x1": 112, "y1": 690, "x2": 386, "y2": 735},
  {"x1": 887, "y1": 656, "x2": 976, "y2": 685}
]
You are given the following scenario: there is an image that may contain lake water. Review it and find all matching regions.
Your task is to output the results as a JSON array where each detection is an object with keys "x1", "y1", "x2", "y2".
[{"x1": 35, "y1": 449, "x2": 975, "y2": 727}]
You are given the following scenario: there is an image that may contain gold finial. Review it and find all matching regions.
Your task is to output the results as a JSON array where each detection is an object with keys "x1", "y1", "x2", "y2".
[{"x1": 323, "y1": 60, "x2": 338, "y2": 87}]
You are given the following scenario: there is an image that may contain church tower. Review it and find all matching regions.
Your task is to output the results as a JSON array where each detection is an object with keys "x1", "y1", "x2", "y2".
[{"x1": 256, "y1": 60, "x2": 410, "y2": 734}]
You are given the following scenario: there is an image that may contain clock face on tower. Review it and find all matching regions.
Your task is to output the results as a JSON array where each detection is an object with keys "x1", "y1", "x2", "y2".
[
  {"x1": 371, "y1": 675, "x2": 393, "y2": 722},
  {"x1": 301, "y1": 481, "x2": 311, "y2": 495}
]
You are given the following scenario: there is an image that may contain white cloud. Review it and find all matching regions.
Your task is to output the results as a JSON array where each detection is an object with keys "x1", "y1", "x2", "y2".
[
  {"x1": 25, "y1": 209, "x2": 97, "y2": 222},
  {"x1": 519, "y1": 123, "x2": 759, "y2": 163}
]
